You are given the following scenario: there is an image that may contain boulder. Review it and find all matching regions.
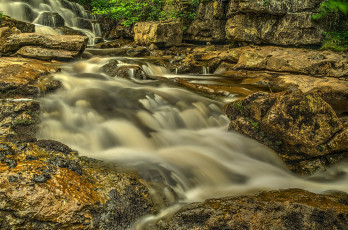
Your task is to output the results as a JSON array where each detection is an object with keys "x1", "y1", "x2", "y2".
[
  {"x1": 0, "y1": 16, "x2": 35, "y2": 33},
  {"x1": 134, "y1": 21, "x2": 183, "y2": 47},
  {"x1": 162, "y1": 189, "x2": 348, "y2": 230},
  {"x1": 225, "y1": 90, "x2": 348, "y2": 175},
  {"x1": 185, "y1": 0, "x2": 228, "y2": 43},
  {"x1": 0, "y1": 33, "x2": 88, "y2": 55},
  {"x1": 35, "y1": 12, "x2": 65, "y2": 28},
  {"x1": 225, "y1": 0, "x2": 337, "y2": 46}
]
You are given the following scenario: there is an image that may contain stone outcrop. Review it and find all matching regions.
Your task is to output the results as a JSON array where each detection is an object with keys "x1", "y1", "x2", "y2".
[
  {"x1": 134, "y1": 21, "x2": 183, "y2": 47},
  {"x1": 161, "y1": 189, "x2": 348, "y2": 230},
  {"x1": 225, "y1": 0, "x2": 338, "y2": 46},
  {"x1": 185, "y1": 0, "x2": 228, "y2": 43},
  {"x1": 225, "y1": 90, "x2": 348, "y2": 175},
  {"x1": 0, "y1": 57, "x2": 60, "y2": 99}
]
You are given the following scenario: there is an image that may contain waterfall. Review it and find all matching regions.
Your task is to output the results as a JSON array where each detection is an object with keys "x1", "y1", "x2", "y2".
[{"x1": 0, "y1": 0, "x2": 102, "y2": 45}]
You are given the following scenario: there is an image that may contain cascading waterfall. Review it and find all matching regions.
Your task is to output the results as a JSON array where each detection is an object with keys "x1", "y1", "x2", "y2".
[
  {"x1": 0, "y1": 0, "x2": 102, "y2": 45},
  {"x1": 37, "y1": 57, "x2": 348, "y2": 228}
]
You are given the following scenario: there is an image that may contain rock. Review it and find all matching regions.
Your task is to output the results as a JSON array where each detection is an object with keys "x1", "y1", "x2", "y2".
[
  {"x1": 95, "y1": 38, "x2": 134, "y2": 49},
  {"x1": 225, "y1": 90, "x2": 348, "y2": 175},
  {"x1": 101, "y1": 59, "x2": 149, "y2": 80},
  {"x1": 54, "y1": 26, "x2": 86, "y2": 36},
  {"x1": 0, "y1": 57, "x2": 60, "y2": 98},
  {"x1": 0, "y1": 100, "x2": 41, "y2": 142},
  {"x1": 185, "y1": 0, "x2": 228, "y2": 43},
  {"x1": 225, "y1": 0, "x2": 337, "y2": 46},
  {"x1": 16, "y1": 46, "x2": 81, "y2": 61},
  {"x1": 126, "y1": 47, "x2": 150, "y2": 57},
  {"x1": 0, "y1": 16, "x2": 35, "y2": 33},
  {"x1": 0, "y1": 33, "x2": 88, "y2": 54},
  {"x1": 232, "y1": 46, "x2": 348, "y2": 78},
  {"x1": 0, "y1": 139, "x2": 177, "y2": 229},
  {"x1": 162, "y1": 189, "x2": 348, "y2": 230},
  {"x1": 134, "y1": 21, "x2": 183, "y2": 47},
  {"x1": 36, "y1": 12, "x2": 65, "y2": 28},
  {"x1": 106, "y1": 22, "x2": 134, "y2": 39}
]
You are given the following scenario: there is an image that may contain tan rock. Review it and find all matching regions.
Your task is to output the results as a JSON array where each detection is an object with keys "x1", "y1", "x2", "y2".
[
  {"x1": 134, "y1": 21, "x2": 183, "y2": 47},
  {"x1": 16, "y1": 46, "x2": 80, "y2": 61},
  {"x1": 1, "y1": 33, "x2": 88, "y2": 54},
  {"x1": 225, "y1": 90, "x2": 348, "y2": 174}
]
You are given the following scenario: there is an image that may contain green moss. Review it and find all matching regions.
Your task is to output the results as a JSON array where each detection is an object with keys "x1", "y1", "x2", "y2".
[
  {"x1": 246, "y1": 117, "x2": 260, "y2": 130},
  {"x1": 232, "y1": 101, "x2": 244, "y2": 115},
  {"x1": 320, "y1": 31, "x2": 347, "y2": 52},
  {"x1": 14, "y1": 119, "x2": 36, "y2": 126},
  {"x1": 318, "y1": 144, "x2": 326, "y2": 152}
]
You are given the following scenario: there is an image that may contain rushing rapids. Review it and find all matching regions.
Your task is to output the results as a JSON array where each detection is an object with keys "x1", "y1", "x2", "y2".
[
  {"x1": 36, "y1": 56, "x2": 348, "y2": 228},
  {"x1": 0, "y1": 0, "x2": 101, "y2": 45}
]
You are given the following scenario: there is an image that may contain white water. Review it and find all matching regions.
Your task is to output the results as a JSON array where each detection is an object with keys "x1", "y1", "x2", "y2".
[
  {"x1": 38, "y1": 57, "x2": 348, "y2": 227},
  {"x1": 0, "y1": 0, "x2": 101, "y2": 45}
]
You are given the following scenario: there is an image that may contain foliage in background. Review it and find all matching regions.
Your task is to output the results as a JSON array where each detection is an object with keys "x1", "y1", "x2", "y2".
[
  {"x1": 312, "y1": 0, "x2": 348, "y2": 51},
  {"x1": 78, "y1": 0, "x2": 200, "y2": 27},
  {"x1": 321, "y1": 31, "x2": 348, "y2": 52},
  {"x1": 312, "y1": 0, "x2": 348, "y2": 19},
  {"x1": 0, "y1": 11, "x2": 3, "y2": 22}
]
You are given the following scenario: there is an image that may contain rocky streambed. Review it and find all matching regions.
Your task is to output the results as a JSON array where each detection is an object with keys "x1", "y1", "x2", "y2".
[{"x1": 0, "y1": 15, "x2": 348, "y2": 230}]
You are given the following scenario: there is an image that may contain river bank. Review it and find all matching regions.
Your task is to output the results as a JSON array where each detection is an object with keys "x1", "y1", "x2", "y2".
[{"x1": 0, "y1": 1, "x2": 348, "y2": 229}]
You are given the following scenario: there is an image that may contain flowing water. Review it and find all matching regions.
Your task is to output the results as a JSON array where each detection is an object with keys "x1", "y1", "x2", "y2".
[
  {"x1": 37, "y1": 56, "x2": 348, "y2": 228},
  {"x1": 0, "y1": 0, "x2": 101, "y2": 45}
]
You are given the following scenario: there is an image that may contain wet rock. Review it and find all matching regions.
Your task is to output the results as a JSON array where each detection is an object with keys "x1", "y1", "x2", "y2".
[
  {"x1": 225, "y1": 90, "x2": 348, "y2": 175},
  {"x1": 34, "y1": 140, "x2": 73, "y2": 154},
  {"x1": 95, "y1": 38, "x2": 134, "y2": 49},
  {"x1": 226, "y1": 0, "x2": 338, "y2": 46},
  {"x1": 126, "y1": 47, "x2": 150, "y2": 57},
  {"x1": 162, "y1": 189, "x2": 348, "y2": 229},
  {"x1": 134, "y1": 21, "x2": 183, "y2": 47},
  {"x1": 54, "y1": 26, "x2": 86, "y2": 36},
  {"x1": 0, "y1": 57, "x2": 60, "y2": 98},
  {"x1": 0, "y1": 16, "x2": 35, "y2": 33},
  {"x1": 0, "y1": 140, "x2": 175, "y2": 229},
  {"x1": 185, "y1": 0, "x2": 228, "y2": 43},
  {"x1": 37, "y1": 12, "x2": 65, "y2": 28}
]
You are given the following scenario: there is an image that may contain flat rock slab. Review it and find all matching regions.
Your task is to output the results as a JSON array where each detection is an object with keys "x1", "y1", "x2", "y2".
[
  {"x1": 0, "y1": 57, "x2": 61, "y2": 98},
  {"x1": 16, "y1": 46, "x2": 81, "y2": 61},
  {"x1": 1, "y1": 33, "x2": 88, "y2": 54}
]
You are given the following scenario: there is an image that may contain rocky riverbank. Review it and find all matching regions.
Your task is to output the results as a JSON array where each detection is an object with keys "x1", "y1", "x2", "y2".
[{"x1": 0, "y1": 1, "x2": 348, "y2": 228}]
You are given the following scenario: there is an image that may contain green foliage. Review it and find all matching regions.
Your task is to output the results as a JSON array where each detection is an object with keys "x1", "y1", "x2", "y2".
[
  {"x1": 0, "y1": 11, "x2": 4, "y2": 22},
  {"x1": 313, "y1": 0, "x2": 348, "y2": 19},
  {"x1": 87, "y1": 0, "x2": 200, "y2": 27},
  {"x1": 321, "y1": 31, "x2": 348, "y2": 52}
]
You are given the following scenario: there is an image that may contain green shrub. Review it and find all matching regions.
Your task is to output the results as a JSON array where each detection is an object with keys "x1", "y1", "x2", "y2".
[
  {"x1": 88, "y1": 0, "x2": 200, "y2": 27},
  {"x1": 321, "y1": 31, "x2": 348, "y2": 52},
  {"x1": 313, "y1": 0, "x2": 348, "y2": 19}
]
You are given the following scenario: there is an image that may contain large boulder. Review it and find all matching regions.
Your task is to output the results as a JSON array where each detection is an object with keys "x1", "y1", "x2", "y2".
[
  {"x1": 225, "y1": 90, "x2": 348, "y2": 175},
  {"x1": 134, "y1": 21, "x2": 183, "y2": 47},
  {"x1": 162, "y1": 189, "x2": 348, "y2": 230},
  {"x1": 225, "y1": 0, "x2": 337, "y2": 46},
  {"x1": 185, "y1": 0, "x2": 228, "y2": 43}
]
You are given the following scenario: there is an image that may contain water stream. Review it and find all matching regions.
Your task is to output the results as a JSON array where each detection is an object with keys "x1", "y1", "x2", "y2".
[
  {"x1": 0, "y1": 0, "x2": 101, "y2": 45},
  {"x1": 37, "y1": 56, "x2": 348, "y2": 228}
]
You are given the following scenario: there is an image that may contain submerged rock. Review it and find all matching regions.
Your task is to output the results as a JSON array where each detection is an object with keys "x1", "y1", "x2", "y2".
[
  {"x1": 225, "y1": 90, "x2": 348, "y2": 175},
  {"x1": 161, "y1": 189, "x2": 348, "y2": 229}
]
